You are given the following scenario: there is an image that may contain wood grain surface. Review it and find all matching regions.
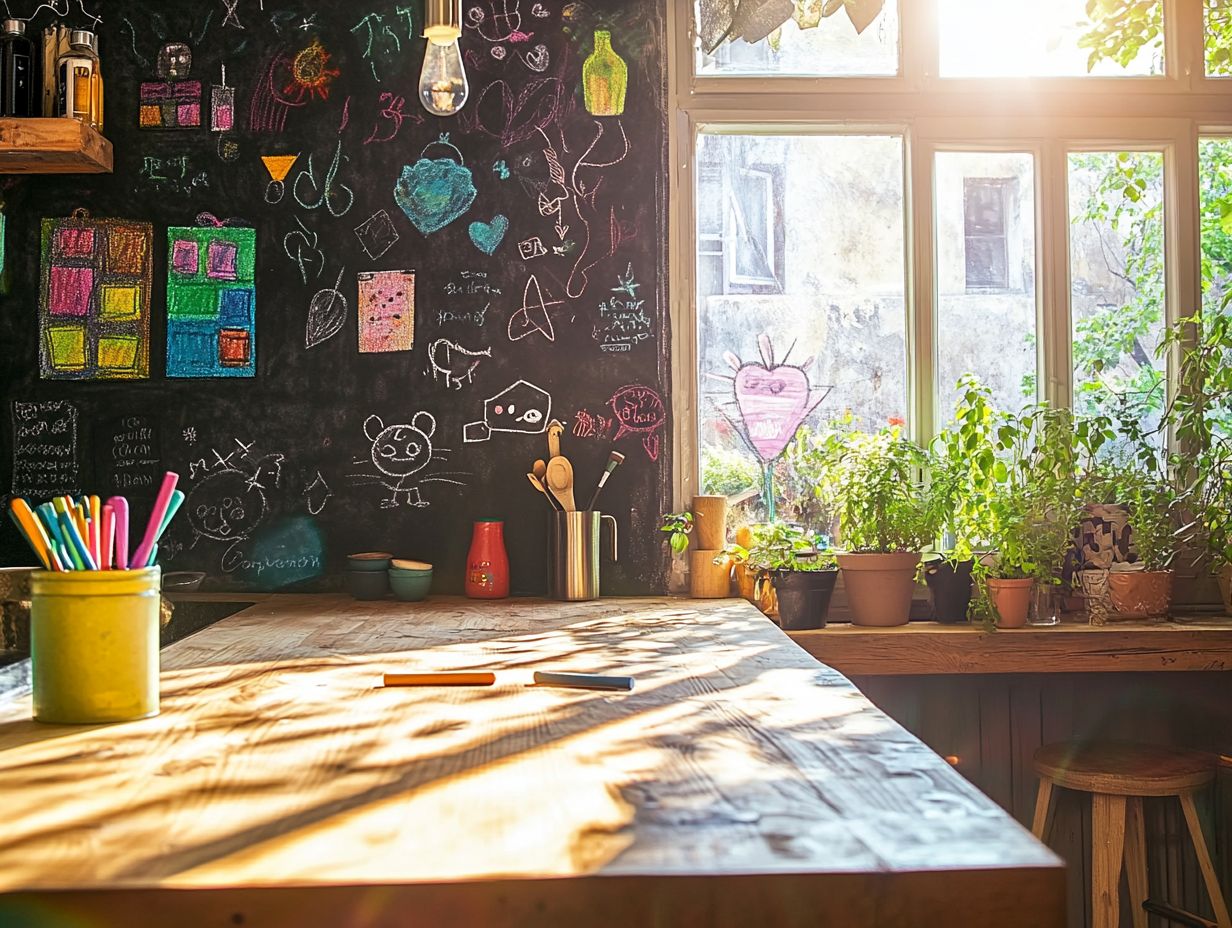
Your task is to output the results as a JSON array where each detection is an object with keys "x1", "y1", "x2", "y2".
[
  {"x1": 0, "y1": 596, "x2": 1064, "y2": 927},
  {"x1": 790, "y1": 620, "x2": 1232, "y2": 675},
  {"x1": 0, "y1": 118, "x2": 113, "y2": 173}
]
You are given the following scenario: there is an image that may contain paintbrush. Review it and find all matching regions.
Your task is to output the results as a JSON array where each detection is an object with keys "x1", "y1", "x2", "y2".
[{"x1": 585, "y1": 450, "x2": 625, "y2": 512}]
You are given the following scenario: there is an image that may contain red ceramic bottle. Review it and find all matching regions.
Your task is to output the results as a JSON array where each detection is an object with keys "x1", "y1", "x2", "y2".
[{"x1": 465, "y1": 520, "x2": 509, "y2": 599}]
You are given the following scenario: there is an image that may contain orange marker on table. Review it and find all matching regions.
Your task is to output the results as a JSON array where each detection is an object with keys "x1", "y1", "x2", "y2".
[{"x1": 382, "y1": 672, "x2": 497, "y2": 687}]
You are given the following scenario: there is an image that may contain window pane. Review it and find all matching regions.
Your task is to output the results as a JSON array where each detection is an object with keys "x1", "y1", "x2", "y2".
[
  {"x1": 940, "y1": 0, "x2": 1164, "y2": 77},
  {"x1": 696, "y1": 133, "x2": 907, "y2": 523},
  {"x1": 695, "y1": 0, "x2": 898, "y2": 77},
  {"x1": 1207, "y1": 0, "x2": 1232, "y2": 76},
  {"x1": 1069, "y1": 152, "x2": 1166, "y2": 454},
  {"x1": 1200, "y1": 138, "x2": 1232, "y2": 433},
  {"x1": 936, "y1": 153, "x2": 1037, "y2": 420}
]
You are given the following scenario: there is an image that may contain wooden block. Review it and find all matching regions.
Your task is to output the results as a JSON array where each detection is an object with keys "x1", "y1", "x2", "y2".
[
  {"x1": 690, "y1": 549, "x2": 731, "y2": 598},
  {"x1": 691, "y1": 495, "x2": 729, "y2": 550}
]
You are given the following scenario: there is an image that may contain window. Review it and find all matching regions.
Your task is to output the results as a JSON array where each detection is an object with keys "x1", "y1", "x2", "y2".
[{"x1": 675, "y1": 0, "x2": 1224, "y2": 514}]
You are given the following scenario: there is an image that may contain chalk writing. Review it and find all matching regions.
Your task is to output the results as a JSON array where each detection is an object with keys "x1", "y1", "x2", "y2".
[
  {"x1": 293, "y1": 139, "x2": 355, "y2": 218},
  {"x1": 437, "y1": 305, "x2": 489, "y2": 327},
  {"x1": 350, "y1": 7, "x2": 416, "y2": 82},
  {"x1": 11, "y1": 400, "x2": 80, "y2": 498},
  {"x1": 103, "y1": 415, "x2": 161, "y2": 493},
  {"x1": 140, "y1": 155, "x2": 210, "y2": 195},
  {"x1": 594, "y1": 263, "x2": 652, "y2": 353},
  {"x1": 443, "y1": 270, "x2": 501, "y2": 296}
]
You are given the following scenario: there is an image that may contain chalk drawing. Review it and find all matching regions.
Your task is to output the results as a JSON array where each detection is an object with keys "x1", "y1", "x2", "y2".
[
  {"x1": 463, "y1": 380, "x2": 551, "y2": 443},
  {"x1": 393, "y1": 134, "x2": 477, "y2": 236},
  {"x1": 303, "y1": 470, "x2": 332, "y2": 515},
  {"x1": 353, "y1": 412, "x2": 469, "y2": 508},
  {"x1": 593, "y1": 263, "x2": 651, "y2": 353},
  {"x1": 427, "y1": 338, "x2": 490, "y2": 389},
  {"x1": 305, "y1": 266, "x2": 347, "y2": 349},
  {"x1": 507, "y1": 273, "x2": 560, "y2": 342},
  {"x1": 287, "y1": 39, "x2": 340, "y2": 103},
  {"x1": 467, "y1": 77, "x2": 563, "y2": 148},
  {"x1": 261, "y1": 153, "x2": 299, "y2": 203},
  {"x1": 350, "y1": 7, "x2": 416, "y2": 82},
  {"x1": 520, "y1": 43, "x2": 549, "y2": 72},
  {"x1": 468, "y1": 214, "x2": 509, "y2": 255},
  {"x1": 185, "y1": 437, "x2": 287, "y2": 571},
  {"x1": 358, "y1": 270, "x2": 415, "y2": 353},
  {"x1": 293, "y1": 139, "x2": 355, "y2": 218},
  {"x1": 466, "y1": 0, "x2": 534, "y2": 43},
  {"x1": 517, "y1": 237, "x2": 547, "y2": 260},
  {"x1": 611, "y1": 384, "x2": 666, "y2": 461},
  {"x1": 364, "y1": 91, "x2": 419, "y2": 144},
  {"x1": 282, "y1": 217, "x2": 324, "y2": 285},
  {"x1": 353, "y1": 209, "x2": 400, "y2": 261},
  {"x1": 210, "y1": 64, "x2": 235, "y2": 131}
]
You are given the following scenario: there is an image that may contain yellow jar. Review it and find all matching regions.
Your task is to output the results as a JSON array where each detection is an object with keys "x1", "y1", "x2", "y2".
[{"x1": 30, "y1": 567, "x2": 161, "y2": 724}]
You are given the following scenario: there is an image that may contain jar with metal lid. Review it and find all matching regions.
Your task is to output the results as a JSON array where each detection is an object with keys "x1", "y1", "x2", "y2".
[
  {"x1": 1, "y1": 19, "x2": 39, "y2": 117},
  {"x1": 56, "y1": 28, "x2": 102, "y2": 130}
]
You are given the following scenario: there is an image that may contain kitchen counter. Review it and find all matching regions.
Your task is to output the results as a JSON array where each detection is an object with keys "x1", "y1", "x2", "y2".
[{"x1": 0, "y1": 596, "x2": 1063, "y2": 927}]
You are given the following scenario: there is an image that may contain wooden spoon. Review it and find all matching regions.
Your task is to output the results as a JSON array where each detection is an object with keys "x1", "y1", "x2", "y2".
[
  {"x1": 545, "y1": 455, "x2": 576, "y2": 512},
  {"x1": 546, "y1": 420, "x2": 564, "y2": 461},
  {"x1": 527, "y1": 472, "x2": 562, "y2": 511}
]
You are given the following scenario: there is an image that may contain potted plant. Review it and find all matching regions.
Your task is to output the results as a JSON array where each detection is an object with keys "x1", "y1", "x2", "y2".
[
  {"x1": 1099, "y1": 465, "x2": 1179, "y2": 618},
  {"x1": 812, "y1": 425, "x2": 941, "y2": 627},
  {"x1": 724, "y1": 522, "x2": 837, "y2": 630},
  {"x1": 660, "y1": 511, "x2": 693, "y2": 555}
]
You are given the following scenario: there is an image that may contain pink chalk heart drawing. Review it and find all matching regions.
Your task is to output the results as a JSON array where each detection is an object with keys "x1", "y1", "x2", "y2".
[{"x1": 713, "y1": 334, "x2": 832, "y2": 464}]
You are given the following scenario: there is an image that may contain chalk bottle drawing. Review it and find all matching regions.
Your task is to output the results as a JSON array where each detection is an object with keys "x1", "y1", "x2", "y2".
[
  {"x1": 582, "y1": 30, "x2": 626, "y2": 117},
  {"x1": 465, "y1": 520, "x2": 509, "y2": 599}
]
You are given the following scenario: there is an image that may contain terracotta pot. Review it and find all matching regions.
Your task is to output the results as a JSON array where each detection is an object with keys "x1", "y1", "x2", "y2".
[
  {"x1": 836, "y1": 552, "x2": 920, "y2": 627},
  {"x1": 1219, "y1": 563, "x2": 1232, "y2": 615},
  {"x1": 1107, "y1": 570, "x2": 1174, "y2": 619},
  {"x1": 987, "y1": 577, "x2": 1034, "y2": 628}
]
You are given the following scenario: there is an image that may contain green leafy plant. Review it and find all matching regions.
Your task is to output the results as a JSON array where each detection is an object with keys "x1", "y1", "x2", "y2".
[
  {"x1": 809, "y1": 425, "x2": 941, "y2": 554},
  {"x1": 660, "y1": 511, "x2": 693, "y2": 556},
  {"x1": 722, "y1": 521, "x2": 835, "y2": 574},
  {"x1": 1083, "y1": 462, "x2": 1180, "y2": 571}
]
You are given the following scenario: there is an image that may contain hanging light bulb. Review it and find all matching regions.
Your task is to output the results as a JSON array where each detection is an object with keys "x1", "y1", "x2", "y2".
[{"x1": 419, "y1": 0, "x2": 469, "y2": 116}]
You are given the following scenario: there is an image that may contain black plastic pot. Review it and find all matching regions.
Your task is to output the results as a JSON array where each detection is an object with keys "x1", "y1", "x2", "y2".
[
  {"x1": 772, "y1": 569, "x2": 838, "y2": 631},
  {"x1": 923, "y1": 558, "x2": 974, "y2": 623}
]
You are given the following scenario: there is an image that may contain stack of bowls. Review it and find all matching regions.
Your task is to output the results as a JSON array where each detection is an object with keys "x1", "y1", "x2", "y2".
[
  {"x1": 389, "y1": 559, "x2": 433, "y2": 602},
  {"x1": 345, "y1": 552, "x2": 392, "y2": 600}
]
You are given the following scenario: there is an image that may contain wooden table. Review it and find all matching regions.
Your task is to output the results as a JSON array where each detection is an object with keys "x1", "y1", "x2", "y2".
[
  {"x1": 0, "y1": 596, "x2": 1063, "y2": 928},
  {"x1": 790, "y1": 619, "x2": 1232, "y2": 675}
]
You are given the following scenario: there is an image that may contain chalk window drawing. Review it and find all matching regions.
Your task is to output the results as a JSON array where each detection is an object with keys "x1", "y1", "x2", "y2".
[
  {"x1": 353, "y1": 209, "x2": 400, "y2": 260},
  {"x1": 38, "y1": 212, "x2": 153, "y2": 381},
  {"x1": 140, "y1": 42, "x2": 203, "y2": 129},
  {"x1": 696, "y1": 133, "x2": 907, "y2": 524},
  {"x1": 166, "y1": 223, "x2": 257, "y2": 378},
  {"x1": 352, "y1": 412, "x2": 469, "y2": 508},
  {"x1": 464, "y1": 380, "x2": 551, "y2": 442},
  {"x1": 357, "y1": 270, "x2": 415, "y2": 353}
]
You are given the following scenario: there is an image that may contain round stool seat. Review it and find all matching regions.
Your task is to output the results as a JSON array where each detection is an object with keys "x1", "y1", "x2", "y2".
[{"x1": 1034, "y1": 741, "x2": 1217, "y2": 797}]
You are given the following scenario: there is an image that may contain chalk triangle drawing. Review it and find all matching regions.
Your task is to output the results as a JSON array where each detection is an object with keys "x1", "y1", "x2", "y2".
[{"x1": 261, "y1": 154, "x2": 300, "y2": 183}]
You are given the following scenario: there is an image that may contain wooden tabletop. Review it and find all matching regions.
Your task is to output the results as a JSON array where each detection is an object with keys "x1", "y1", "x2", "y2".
[
  {"x1": 789, "y1": 619, "x2": 1232, "y2": 675},
  {"x1": 0, "y1": 596, "x2": 1063, "y2": 928}
]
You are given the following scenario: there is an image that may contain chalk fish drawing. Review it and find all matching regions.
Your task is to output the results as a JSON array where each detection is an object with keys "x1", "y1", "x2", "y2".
[
  {"x1": 393, "y1": 134, "x2": 477, "y2": 235},
  {"x1": 463, "y1": 380, "x2": 551, "y2": 443},
  {"x1": 468, "y1": 214, "x2": 509, "y2": 255},
  {"x1": 354, "y1": 412, "x2": 468, "y2": 508},
  {"x1": 427, "y1": 338, "x2": 491, "y2": 389}
]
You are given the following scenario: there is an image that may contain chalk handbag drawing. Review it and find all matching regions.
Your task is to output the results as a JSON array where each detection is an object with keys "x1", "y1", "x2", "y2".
[{"x1": 393, "y1": 133, "x2": 477, "y2": 236}]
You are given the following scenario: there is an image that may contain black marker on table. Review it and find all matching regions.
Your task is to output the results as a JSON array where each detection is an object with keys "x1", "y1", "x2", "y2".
[{"x1": 532, "y1": 671, "x2": 635, "y2": 692}]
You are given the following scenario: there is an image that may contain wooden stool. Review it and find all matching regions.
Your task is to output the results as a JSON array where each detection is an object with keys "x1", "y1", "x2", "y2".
[{"x1": 1032, "y1": 741, "x2": 1230, "y2": 928}]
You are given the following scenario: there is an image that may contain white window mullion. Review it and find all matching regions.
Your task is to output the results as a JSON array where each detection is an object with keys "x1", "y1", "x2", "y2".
[
  {"x1": 1040, "y1": 140, "x2": 1072, "y2": 410},
  {"x1": 909, "y1": 135, "x2": 936, "y2": 445},
  {"x1": 1167, "y1": 121, "x2": 1202, "y2": 454}
]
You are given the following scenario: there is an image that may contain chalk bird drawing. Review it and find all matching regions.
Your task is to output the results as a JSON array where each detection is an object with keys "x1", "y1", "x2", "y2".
[
  {"x1": 708, "y1": 334, "x2": 833, "y2": 520},
  {"x1": 394, "y1": 134, "x2": 477, "y2": 235},
  {"x1": 427, "y1": 338, "x2": 491, "y2": 389},
  {"x1": 351, "y1": 412, "x2": 469, "y2": 508}
]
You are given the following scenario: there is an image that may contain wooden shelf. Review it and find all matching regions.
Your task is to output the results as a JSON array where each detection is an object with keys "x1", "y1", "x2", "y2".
[
  {"x1": 789, "y1": 619, "x2": 1232, "y2": 675},
  {"x1": 0, "y1": 118, "x2": 112, "y2": 174}
]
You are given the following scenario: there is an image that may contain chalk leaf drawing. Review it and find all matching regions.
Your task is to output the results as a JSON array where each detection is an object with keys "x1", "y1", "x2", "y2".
[
  {"x1": 610, "y1": 384, "x2": 666, "y2": 462},
  {"x1": 464, "y1": 380, "x2": 552, "y2": 443},
  {"x1": 394, "y1": 134, "x2": 477, "y2": 236},
  {"x1": 354, "y1": 412, "x2": 469, "y2": 508},
  {"x1": 357, "y1": 270, "x2": 415, "y2": 353},
  {"x1": 468, "y1": 214, "x2": 509, "y2": 255},
  {"x1": 507, "y1": 274, "x2": 560, "y2": 342},
  {"x1": 428, "y1": 338, "x2": 491, "y2": 390},
  {"x1": 303, "y1": 470, "x2": 333, "y2": 515},
  {"x1": 305, "y1": 267, "x2": 348, "y2": 349},
  {"x1": 353, "y1": 209, "x2": 400, "y2": 260}
]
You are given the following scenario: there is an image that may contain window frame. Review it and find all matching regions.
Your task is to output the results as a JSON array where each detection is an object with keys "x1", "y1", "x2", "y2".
[{"x1": 668, "y1": 0, "x2": 1216, "y2": 509}]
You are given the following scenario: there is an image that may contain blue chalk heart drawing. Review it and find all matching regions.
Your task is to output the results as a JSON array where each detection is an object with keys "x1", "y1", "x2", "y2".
[
  {"x1": 393, "y1": 135, "x2": 477, "y2": 236},
  {"x1": 468, "y1": 215, "x2": 509, "y2": 255}
]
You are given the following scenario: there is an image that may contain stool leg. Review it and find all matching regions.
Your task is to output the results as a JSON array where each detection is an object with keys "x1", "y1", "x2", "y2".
[
  {"x1": 1179, "y1": 791, "x2": 1231, "y2": 928},
  {"x1": 1124, "y1": 797, "x2": 1149, "y2": 928},
  {"x1": 1032, "y1": 777, "x2": 1054, "y2": 840},
  {"x1": 1092, "y1": 793, "x2": 1127, "y2": 928}
]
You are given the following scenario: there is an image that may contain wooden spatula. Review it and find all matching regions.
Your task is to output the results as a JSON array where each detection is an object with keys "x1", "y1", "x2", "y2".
[{"x1": 545, "y1": 455, "x2": 576, "y2": 511}]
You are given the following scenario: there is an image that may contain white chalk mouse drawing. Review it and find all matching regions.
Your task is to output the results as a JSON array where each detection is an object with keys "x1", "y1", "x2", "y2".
[
  {"x1": 464, "y1": 379, "x2": 551, "y2": 443},
  {"x1": 351, "y1": 411, "x2": 469, "y2": 508},
  {"x1": 427, "y1": 338, "x2": 491, "y2": 389}
]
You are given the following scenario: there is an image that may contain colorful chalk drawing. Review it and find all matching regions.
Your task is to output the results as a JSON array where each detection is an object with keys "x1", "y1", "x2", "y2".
[
  {"x1": 305, "y1": 267, "x2": 348, "y2": 349},
  {"x1": 39, "y1": 212, "x2": 153, "y2": 380},
  {"x1": 210, "y1": 70, "x2": 236, "y2": 133},
  {"x1": 293, "y1": 139, "x2": 355, "y2": 218},
  {"x1": 350, "y1": 7, "x2": 416, "y2": 82},
  {"x1": 466, "y1": 0, "x2": 534, "y2": 43},
  {"x1": 708, "y1": 334, "x2": 834, "y2": 520},
  {"x1": 427, "y1": 339, "x2": 491, "y2": 389},
  {"x1": 468, "y1": 214, "x2": 509, "y2": 255},
  {"x1": 594, "y1": 263, "x2": 651, "y2": 353},
  {"x1": 351, "y1": 412, "x2": 469, "y2": 508},
  {"x1": 507, "y1": 274, "x2": 561, "y2": 342},
  {"x1": 140, "y1": 42, "x2": 202, "y2": 128},
  {"x1": 394, "y1": 135, "x2": 477, "y2": 236},
  {"x1": 287, "y1": 39, "x2": 341, "y2": 102},
  {"x1": 353, "y1": 209, "x2": 400, "y2": 260},
  {"x1": 364, "y1": 91, "x2": 419, "y2": 145},
  {"x1": 166, "y1": 221, "x2": 257, "y2": 378},
  {"x1": 582, "y1": 30, "x2": 627, "y2": 117},
  {"x1": 261, "y1": 153, "x2": 299, "y2": 203},
  {"x1": 357, "y1": 270, "x2": 415, "y2": 353},
  {"x1": 463, "y1": 380, "x2": 552, "y2": 443},
  {"x1": 467, "y1": 77, "x2": 563, "y2": 148},
  {"x1": 610, "y1": 384, "x2": 666, "y2": 461},
  {"x1": 247, "y1": 38, "x2": 338, "y2": 133}
]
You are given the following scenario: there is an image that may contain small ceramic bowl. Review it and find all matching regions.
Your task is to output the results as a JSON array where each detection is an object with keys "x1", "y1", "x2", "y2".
[
  {"x1": 391, "y1": 559, "x2": 432, "y2": 572},
  {"x1": 345, "y1": 569, "x2": 390, "y2": 601},
  {"x1": 389, "y1": 571, "x2": 432, "y2": 602},
  {"x1": 347, "y1": 552, "x2": 393, "y2": 572}
]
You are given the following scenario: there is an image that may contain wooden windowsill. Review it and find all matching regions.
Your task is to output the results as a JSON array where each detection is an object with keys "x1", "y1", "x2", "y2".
[{"x1": 788, "y1": 618, "x2": 1232, "y2": 675}]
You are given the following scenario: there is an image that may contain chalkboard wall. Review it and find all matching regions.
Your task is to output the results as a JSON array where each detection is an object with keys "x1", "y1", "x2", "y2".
[{"x1": 0, "y1": 0, "x2": 670, "y2": 594}]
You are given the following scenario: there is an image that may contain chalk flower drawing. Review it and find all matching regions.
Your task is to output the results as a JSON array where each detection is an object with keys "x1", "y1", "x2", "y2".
[
  {"x1": 38, "y1": 212, "x2": 153, "y2": 381},
  {"x1": 394, "y1": 134, "x2": 477, "y2": 235}
]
